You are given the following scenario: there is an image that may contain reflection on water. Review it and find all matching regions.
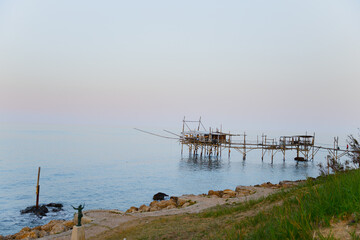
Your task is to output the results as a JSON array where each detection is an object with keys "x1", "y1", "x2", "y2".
[
  {"x1": 179, "y1": 153, "x2": 318, "y2": 175},
  {"x1": 179, "y1": 155, "x2": 229, "y2": 171}
]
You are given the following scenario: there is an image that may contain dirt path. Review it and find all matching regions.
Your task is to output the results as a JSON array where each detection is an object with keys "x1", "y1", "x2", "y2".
[{"x1": 38, "y1": 186, "x2": 277, "y2": 240}]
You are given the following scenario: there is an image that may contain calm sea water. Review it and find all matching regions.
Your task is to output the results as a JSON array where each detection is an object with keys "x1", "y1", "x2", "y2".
[{"x1": 0, "y1": 124, "x2": 332, "y2": 235}]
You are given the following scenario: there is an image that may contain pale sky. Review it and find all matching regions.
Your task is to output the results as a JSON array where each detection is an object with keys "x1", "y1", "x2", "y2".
[{"x1": 0, "y1": 0, "x2": 359, "y2": 132}]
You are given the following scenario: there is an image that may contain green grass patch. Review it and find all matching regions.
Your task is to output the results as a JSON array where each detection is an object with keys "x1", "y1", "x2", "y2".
[{"x1": 225, "y1": 169, "x2": 360, "y2": 239}]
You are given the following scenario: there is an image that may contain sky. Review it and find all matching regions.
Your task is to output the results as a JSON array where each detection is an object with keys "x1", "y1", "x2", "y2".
[{"x1": 0, "y1": 0, "x2": 359, "y2": 133}]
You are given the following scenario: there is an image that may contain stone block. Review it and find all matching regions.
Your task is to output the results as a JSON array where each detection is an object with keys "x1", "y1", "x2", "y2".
[{"x1": 71, "y1": 226, "x2": 85, "y2": 240}]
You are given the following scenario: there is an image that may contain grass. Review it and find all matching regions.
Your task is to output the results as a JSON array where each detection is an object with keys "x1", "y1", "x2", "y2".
[
  {"x1": 101, "y1": 169, "x2": 360, "y2": 240},
  {"x1": 225, "y1": 169, "x2": 360, "y2": 239}
]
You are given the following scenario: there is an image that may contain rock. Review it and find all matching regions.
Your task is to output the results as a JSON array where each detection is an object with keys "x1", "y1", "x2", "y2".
[
  {"x1": 20, "y1": 203, "x2": 63, "y2": 217},
  {"x1": 19, "y1": 227, "x2": 31, "y2": 233},
  {"x1": 166, "y1": 205, "x2": 176, "y2": 209},
  {"x1": 208, "y1": 190, "x2": 223, "y2": 197},
  {"x1": 8, "y1": 219, "x2": 69, "y2": 240},
  {"x1": 150, "y1": 201, "x2": 159, "y2": 207},
  {"x1": 223, "y1": 189, "x2": 236, "y2": 198},
  {"x1": 153, "y1": 192, "x2": 169, "y2": 201},
  {"x1": 208, "y1": 190, "x2": 215, "y2": 196},
  {"x1": 32, "y1": 226, "x2": 42, "y2": 231},
  {"x1": 14, "y1": 230, "x2": 37, "y2": 239},
  {"x1": 148, "y1": 198, "x2": 181, "y2": 211},
  {"x1": 47, "y1": 203, "x2": 63, "y2": 212},
  {"x1": 50, "y1": 223, "x2": 67, "y2": 235},
  {"x1": 278, "y1": 181, "x2": 297, "y2": 188},
  {"x1": 170, "y1": 196, "x2": 178, "y2": 203},
  {"x1": 149, "y1": 206, "x2": 160, "y2": 212},
  {"x1": 177, "y1": 198, "x2": 187, "y2": 207},
  {"x1": 266, "y1": 182, "x2": 279, "y2": 188},
  {"x1": 46, "y1": 203, "x2": 63, "y2": 208},
  {"x1": 42, "y1": 220, "x2": 64, "y2": 232},
  {"x1": 170, "y1": 196, "x2": 187, "y2": 207},
  {"x1": 20, "y1": 205, "x2": 48, "y2": 217},
  {"x1": 63, "y1": 220, "x2": 75, "y2": 228},
  {"x1": 182, "y1": 202, "x2": 191, "y2": 208},
  {"x1": 37, "y1": 230, "x2": 48, "y2": 238},
  {"x1": 139, "y1": 204, "x2": 150, "y2": 212},
  {"x1": 235, "y1": 186, "x2": 256, "y2": 196},
  {"x1": 125, "y1": 206, "x2": 138, "y2": 213},
  {"x1": 30, "y1": 230, "x2": 40, "y2": 238},
  {"x1": 235, "y1": 186, "x2": 247, "y2": 192},
  {"x1": 156, "y1": 200, "x2": 176, "y2": 209},
  {"x1": 222, "y1": 194, "x2": 231, "y2": 199},
  {"x1": 255, "y1": 182, "x2": 280, "y2": 189}
]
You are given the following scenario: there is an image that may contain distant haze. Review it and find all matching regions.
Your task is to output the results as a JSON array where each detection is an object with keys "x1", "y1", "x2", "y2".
[{"x1": 1, "y1": 0, "x2": 359, "y2": 133}]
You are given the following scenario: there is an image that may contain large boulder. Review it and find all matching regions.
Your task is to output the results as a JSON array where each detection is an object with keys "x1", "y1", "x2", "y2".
[
  {"x1": 150, "y1": 201, "x2": 159, "y2": 207},
  {"x1": 46, "y1": 203, "x2": 63, "y2": 212},
  {"x1": 19, "y1": 227, "x2": 31, "y2": 233},
  {"x1": 149, "y1": 206, "x2": 160, "y2": 212},
  {"x1": 170, "y1": 196, "x2": 187, "y2": 207},
  {"x1": 255, "y1": 182, "x2": 280, "y2": 189},
  {"x1": 20, "y1": 203, "x2": 63, "y2": 217},
  {"x1": 125, "y1": 206, "x2": 138, "y2": 213},
  {"x1": 223, "y1": 189, "x2": 236, "y2": 198},
  {"x1": 50, "y1": 223, "x2": 67, "y2": 235},
  {"x1": 42, "y1": 220, "x2": 64, "y2": 232},
  {"x1": 235, "y1": 186, "x2": 256, "y2": 196},
  {"x1": 8, "y1": 219, "x2": 72, "y2": 240},
  {"x1": 139, "y1": 204, "x2": 150, "y2": 212},
  {"x1": 208, "y1": 190, "x2": 223, "y2": 197},
  {"x1": 20, "y1": 205, "x2": 48, "y2": 217},
  {"x1": 37, "y1": 230, "x2": 48, "y2": 238},
  {"x1": 153, "y1": 192, "x2": 169, "y2": 201},
  {"x1": 14, "y1": 230, "x2": 38, "y2": 239},
  {"x1": 156, "y1": 200, "x2": 176, "y2": 209},
  {"x1": 166, "y1": 204, "x2": 176, "y2": 210}
]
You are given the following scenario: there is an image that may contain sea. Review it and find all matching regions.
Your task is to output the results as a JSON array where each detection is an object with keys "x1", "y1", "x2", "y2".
[{"x1": 0, "y1": 123, "x2": 339, "y2": 235}]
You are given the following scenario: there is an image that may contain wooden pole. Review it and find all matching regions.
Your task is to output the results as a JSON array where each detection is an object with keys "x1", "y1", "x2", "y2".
[
  {"x1": 36, "y1": 167, "x2": 41, "y2": 209},
  {"x1": 283, "y1": 148, "x2": 286, "y2": 161},
  {"x1": 181, "y1": 117, "x2": 185, "y2": 156},
  {"x1": 243, "y1": 132, "x2": 246, "y2": 160},
  {"x1": 271, "y1": 139, "x2": 274, "y2": 164},
  {"x1": 261, "y1": 134, "x2": 264, "y2": 161}
]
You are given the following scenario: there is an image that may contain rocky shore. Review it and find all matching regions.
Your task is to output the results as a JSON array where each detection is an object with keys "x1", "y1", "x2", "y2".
[{"x1": 1, "y1": 180, "x2": 303, "y2": 240}]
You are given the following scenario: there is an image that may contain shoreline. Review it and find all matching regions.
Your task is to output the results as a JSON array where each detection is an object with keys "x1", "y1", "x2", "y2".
[{"x1": 2, "y1": 179, "x2": 305, "y2": 240}]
